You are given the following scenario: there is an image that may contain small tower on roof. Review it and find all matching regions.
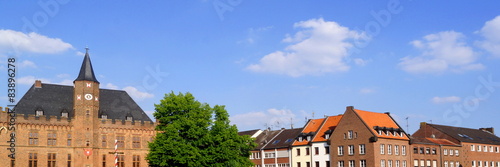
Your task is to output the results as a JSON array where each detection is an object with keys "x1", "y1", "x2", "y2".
[{"x1": 74, "y1": 47, "x2": 99, "y2": 83}]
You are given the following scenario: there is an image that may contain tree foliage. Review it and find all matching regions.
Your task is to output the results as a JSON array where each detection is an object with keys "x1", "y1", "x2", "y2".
[{"x1": 147, "y1": 92, "x2": 256, "y2": 167}]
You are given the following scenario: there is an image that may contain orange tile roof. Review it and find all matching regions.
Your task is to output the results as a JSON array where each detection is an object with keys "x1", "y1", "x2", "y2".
[
  {"x1": 354, "y1": 109, "x2": 409, "y2": 140},
  {"x1": 425, "y1": 138, "x2": 459, "y2": 146},
  {"x1": 292, "y1": 118, "x2": 325, "y2": 146},
  {"x1": 312, "y1": 115, "x2": 342, "y2": 142}
]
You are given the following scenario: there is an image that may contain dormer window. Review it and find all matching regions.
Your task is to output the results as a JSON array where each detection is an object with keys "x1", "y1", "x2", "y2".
[
  {"x1": 36, "y1": 110, "x2": 44, "y2": 116},
  {"x1": 102, "y1": 115, "x2": 107, "y2": 120},
  {"x1": 306, "y1": 136, "x2": 311, "y2": 141},
  {"x1": 126, "y1": 116, "x2": 133, "y2": 121},
  {"x1": 378, "y1": 130, "x2": 382, "y2": 135},
  {"x1": 325, "y1": 134, "x2": 330, "y2": 139},
  {"x1": 298, "y1": 136, "x2": 303, "y2": 142},
  {"x1": 61, "y1": 112, "x2": 68, "y2": 118}
]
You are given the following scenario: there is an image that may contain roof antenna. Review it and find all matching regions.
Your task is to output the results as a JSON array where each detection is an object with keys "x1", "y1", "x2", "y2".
[
  {"x1": 406, "y1": 117, "x2": 409, "y2": 134},
  {"x1": 290, "y1": 117, "x2": 294, "y2": 129}
]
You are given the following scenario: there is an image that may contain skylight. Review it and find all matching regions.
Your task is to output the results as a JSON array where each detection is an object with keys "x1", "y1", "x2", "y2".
[
  {"x1": 272, "y1": 140, "x2": 280, "y2": 144},
  {"x1": 285, "y1": 139, "x2": 294, "y2": 143}
]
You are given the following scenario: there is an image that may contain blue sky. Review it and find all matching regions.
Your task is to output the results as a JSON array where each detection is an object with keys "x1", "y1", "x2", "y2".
[{"x1": 1, "y1": 1, "x2": 500, "y2": 132}]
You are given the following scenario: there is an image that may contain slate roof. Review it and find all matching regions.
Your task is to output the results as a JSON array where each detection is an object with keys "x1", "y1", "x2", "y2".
[
  {"x1": 15, "y1": 83, "x2": 153, "y2": 122},
  {"x1": 254, "y1": 129, "x2": 283, "y2": 150},
  {"x1": 238, "y1": 129, "x2": 262, "y2": 137},
  {"x1": 263, "y1": 128, "x2": 303, "y2": 149},
  {"x1": 428, "y1": 123, "x2": 500, "y2": 145},
  {"x1": 74, "y1": 48, "x2": 99, "y2": 83}
]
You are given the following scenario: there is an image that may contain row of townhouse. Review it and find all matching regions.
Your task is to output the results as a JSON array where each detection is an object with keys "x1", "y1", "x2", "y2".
[{"x1": 239, "y1": 106, "x2": 500, "y2": 167}]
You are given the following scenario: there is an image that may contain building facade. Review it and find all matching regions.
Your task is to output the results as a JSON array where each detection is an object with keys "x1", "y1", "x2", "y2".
[{"x1": 0, "y1": 49, "x2": 156, "y2": 167}]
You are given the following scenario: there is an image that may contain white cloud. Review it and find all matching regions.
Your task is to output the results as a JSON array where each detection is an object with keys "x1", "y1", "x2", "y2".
[
  {"x1": 0, "y1": 29, "x2": 73, "y2": 54},
  {"x1": 123, "y1": 86, "x2": 154, "y2": 100},
  {"x1": 353, "y1": 58, "x2": 369, "y2": 66},
  {"x1": 238, "y1": 26, "x2": 273, "y2": 44},
  {"x1": 230, "y1": 108, "x2": 300, "y2": 130},
  {"x1": 359, "y1": 88, "x2": 376, "y2": 94},
  {"x1": 432, "y1": 96, "x2": 461, "y2": 104},
  {"x1": 247, "y1": 18, "x2": 368, "y2": 77},
  {"x1": 105, "y1": 83, "x2": 119, "y2": 89},
  {"x1": 76, "y1": 51, "x2": 85, "y2": 56},
  {"x1": 19, "y1": 60, "x2": 37, "y2": 68},
  {"x1": 476, "y1": 15, "x2": 500, "y2": 57},
  {"x1": 399, "y1": 31, "x2": 483, "y2": 74},
  {"x1": 18, "y1": 76, "x2": 51, "y2": 85}
]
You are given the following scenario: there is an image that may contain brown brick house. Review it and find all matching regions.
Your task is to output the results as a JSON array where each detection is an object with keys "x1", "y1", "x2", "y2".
[{"x1": 0, "y1": 49, "x2": 155, "y2": 167}]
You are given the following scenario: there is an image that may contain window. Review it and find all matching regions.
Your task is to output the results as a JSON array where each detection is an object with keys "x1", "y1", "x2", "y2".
[
  {"x1": 117, "y1": 155, "x2": 125, "y2": 167},
  {"x1": 306, "y1": 147, "x2": 310, "y2": 155},
  {"x1": 298, "y1": 162, "x2": 302, "y2": 167},
  {"x1": 36, "y1": 110, "x2": 44, "y2": 116},
  {"x1": 420, "y1": 160, "x2": 424, "y2": 167},
  {"x1": 307, "y1": 162, "x2": 311, "y2": 167},
  {"x1": 117, "y1": 136, "x2": 125, "y2": 148},
  {"x1": 67, "y1": 154, "x2": 71, "y2": 167},
  {"x1": 29, "y1": 132, "x2": 39, "y2": 145},
  {"x1": 431, "y1": 148, "x2": 436, "y2": 155},
  {"x1": 456, "y1": 162, "x2": 460, "y2": 167},
  {"x1": 355, "y1": 132, "x2": 358, "y2": 138},
  {"x1": 348, "y1": 130, "x2": 353, "y2": 139},
  {"x1": 48, "y1": 153, "x2": 56, "y2": 167},
  {"x1": 265, "y1": 152, "x2": 276, "y2": 158},
  {"x1": 133, "y1": 155, "x2": 140, "y2": 167},
  {"x1": 490, "y1": 146, "x2": 494, "y2": 152},
  {"x1": 413, "y1": 147, "x2": 418, "y2": 154},
  {"x1": 455, "y1": 149, "x2": 459, "y2": 156},
  {"x1": 426, "y1": 160, "x2": 431, "y2": 167},
  {"x1": 414, "y1": 160, "x2": 418, "y2": 167},
  {"x1": 449, "y1": 149, "x2": 454, "y2": 155},
  {"x1": 297, "y1": 148, "x2": 301, "y2": 156},
  {"x1": 380, "y1": 144, "x2": 385, "y2": 154},
  {"x1": 396, "y1": 161, "x2": 400, "y2": 167},
  {"x1": 349, "y1": 160, "x2": 355, "y2": 167},
  {"x1": 478, "y1": 161, "x2": 482, "y2": 167},
  {"x1": 425, "y1": 147, "x2": 430, "y2": 154},
  {"x1": 316, "y1": 161, "x2": 320, "y2": 167},
  {"x1": 307, "y1": 136, "x2": 312, "y2": 141},
  {"x1": 403, "y1": 161, "x2": 407, "y2": 167},
  {"x1": 484, "y1": 146, "x2": 488, "y2": 152},
  {"x1": 419, "y1": 147, "x2": 424, "y2": 154},
  {"x1": 338, "y1": 161, "x2": 345, "y2": 167},
  {"x1": 378, "y1": 130, "x2": 383, "y2": 135},
  {"x1": 359, "y1": 144, "x2": 366, "y2": 154},
  {"x1": 388, "y1": 160, "x2": 393, "y2": 167},
  {"x1": 102, "y1": 135, "x2": 107, "y2": 148},
  {"x1": 450, "y1": 162, "x2": 454, "y2": 167},
  {"x1": 485, "y1": 161, "x2": 488, "y2": 167},
  {"x1": 472, "y1": 161, "x2": 476, "y2": 167},
  {"x1": 344, "y1": 133, "x2": 347, "y2": 139},
  {"x1": 395, "y1": 145, "x2": 399, "y2": 155},
  {"x1": 325, "y1": 147, "x2": 330, "y2": 154},
  {"x1": 102, "y1": 154, "x2": 106, "y2": 167},
  {"x1": 325, "y1": 134, "x2": 330, "y2": 139},
  {"x1": 102, "y1": 114, "x2": 107, "y2": 120},
  {"x1": 433, "y1": 161, "x2": 437, "y2": 167},
  {"x1": 251, "y1": 152, "x2": 260, "y2": 159},
  {"x1": 388, "y1": 145, "x2": 392, "y2": 155},
  {"x1": 62, "y1": 112, "x2": 68, "y2": 118},
  {"x1": 299, "y1": 136, "x2": 303, "y2": 142},
  {"x1": 496, "y1": 147, "x2": 499, "y2": 153},
  {"x1": 471, "y1": 145, "x2": 475, "y2": 151},
  {"x1": 29, "y1": 153, "x2": 38, "y2": 167},
  {"x1": 360, "y1": 160, "x2": 366, "y2": 167},
  {"x1": 315, "y1": 147, "x2": 319, "y2": 155},
  {"x1": 338, "y1": 146, "x2": 344, "y2": 155},
  {"x1": 326, "y1": 161, "x2": 330, "y2": 167},
  {"x1": 444, "y1": 161, "x2": 448, "y2": 167},
  {"x1": 67, "y1": 133, "x2": 72, "y2": 146},
  {"x1": 402, "y1": 146, "x2": 406, "y2": 155},
  {"x1": 47, "y1": 132, "x2": 57, "y2": 146},
  {"x1": 132, "y1": 136, "x2": 141, "y2": 148},
  {"x1": 381, "y1": 160, "x2": 386, "y2": 167},
  {"x1": 443, "y1": 149, "x2": 448, "y2": 155},
  {"x1": 348, "y1": 145, "x2": 354, "y2": 155}
]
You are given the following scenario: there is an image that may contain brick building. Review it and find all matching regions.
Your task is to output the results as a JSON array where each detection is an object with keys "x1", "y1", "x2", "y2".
[{"x1": 0, "y1": 49, "x2": 156, "y2": 167}]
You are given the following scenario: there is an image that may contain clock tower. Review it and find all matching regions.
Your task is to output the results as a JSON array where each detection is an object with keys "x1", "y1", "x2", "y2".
[{"x1": 73, "y1": 47, "x2": 100, "y2": 166}]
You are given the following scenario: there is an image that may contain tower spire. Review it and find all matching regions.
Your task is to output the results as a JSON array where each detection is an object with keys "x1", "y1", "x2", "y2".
[{"x1": 74, "y1": 47, "x2": 99, "y2": 83}]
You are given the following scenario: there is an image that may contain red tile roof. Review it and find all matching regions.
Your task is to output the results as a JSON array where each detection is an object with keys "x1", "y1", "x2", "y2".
[
  {"x1": 312, "y1": 115, "x2": 342, "y2": 142},
  {"x1": 354, "y1": 109, "x2": 409, "y2": 140},
  {"x1": 292, "y1": 118, "x2": 325, "y2": 146},
  {"x1": 425, "y1": 138, "x2": 459, "y2": 146}
]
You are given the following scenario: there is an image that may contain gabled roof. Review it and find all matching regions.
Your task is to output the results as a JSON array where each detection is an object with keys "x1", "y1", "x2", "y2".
[
  {"x1": 263, "y1": 128, "x2": 303, "y2": 149},
  {"x1": 253, "y1": 129, "x2": 282, "y2": 150},
  {"x1": 74, "y1": 48, "x2": 99, "y2": 83},
  {"x1": 428, "y1": 123, "x2": 500, "y2": 145},
  {"x1": 292, "y1": 118, "x2": 325, "y2": 146},
  {"x1": 15, "y1": 83, "x2": 152, "y2": 122},
  {"x1": 353, "y1": 108, "x2": 409, "y2": 140},
  {"x1": 312, "y1": 115, "x2": 342, "y2": 142}
]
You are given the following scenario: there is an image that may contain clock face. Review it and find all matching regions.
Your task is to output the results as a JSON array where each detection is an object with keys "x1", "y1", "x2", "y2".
[{"x1": 84, "y1": 94, "x2": 93, "y2": 100}]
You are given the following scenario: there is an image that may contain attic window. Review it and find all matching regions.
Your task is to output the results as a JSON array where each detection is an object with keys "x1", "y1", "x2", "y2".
[
  {"x1": 325, "y1": 134, "x2": 330, "y2": 139},
  {"x1": 61, "y1": 112, "x2": 68, "y2": 118},
  {"x1": 272, "y1": 140, "x2": 280, "y2": 144},
  {"x1": 102, "y1": 115, "x2": 107, "y2": 120},
  {"x1": 285, "y1": 139, "x2": 293, "y2": 143},
  {"x1": 306, "y1": 136, "x2": 311, "y2": 141},
  {"x1": 378, "y1": 130, "x2": 382, "y2": 135},
  {"x1": 126, "y1": 116, "x2": 133, "y2": 121},
  {"x1": 36, "y1": 110, "x2": 44, "y2": 116},
  {"x1": 298, "y1": 136, "x2": 303, "y2": 142}
]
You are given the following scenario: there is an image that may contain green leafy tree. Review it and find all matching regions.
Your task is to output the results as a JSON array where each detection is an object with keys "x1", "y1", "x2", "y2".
[{"x1": 147, "y1": 92, "x2": 256, "y2": 167}]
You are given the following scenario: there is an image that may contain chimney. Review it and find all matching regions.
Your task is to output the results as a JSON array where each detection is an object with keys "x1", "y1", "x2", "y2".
[
  {"x1": 35, "y1": 80, "x2": 42, "y2": 88},
  {"x1": 480, "y1": 127, "x2": 494, "y2": 134},
  {"x1": 420, "y1": 122, "x2": 427, "y2": 128}
]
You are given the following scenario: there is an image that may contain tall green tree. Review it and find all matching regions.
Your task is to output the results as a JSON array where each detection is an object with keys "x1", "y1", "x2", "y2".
[{"x1": 147, "y1": 92, "x2": 256, "y2": 167}]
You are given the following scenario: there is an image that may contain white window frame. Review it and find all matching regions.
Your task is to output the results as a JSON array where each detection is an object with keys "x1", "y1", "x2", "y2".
[
  {"x1": 359, "y1": 144, "x2": 366, "y2": 155},
  {"x1": 395, "y1": 145, "x2": 399, "y2": 155},
  {"x1": 348, "y1": 145, "x2": 354, "y2": 155},
  {"x1": 338, "y1": 146, "x2": 344, "y2": 156},
  {"x1": 381, "y1": 160, "x2": 386, "y2": 167},
  {"x1": 471, "y1": 145, "x2": 475, "y2": 151},
  {"x1": 388, "y1": 145, "x2": 392, "y2": 155},
  {"x1": 402, "y1": 146, "x2": 406, "y2": 155},
  {"x1": 348, "y1": 130, "x2": 353, "y2": 139},
  {"x1": 380, "y1": 144, "x2": 385, "y2": 154}
]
